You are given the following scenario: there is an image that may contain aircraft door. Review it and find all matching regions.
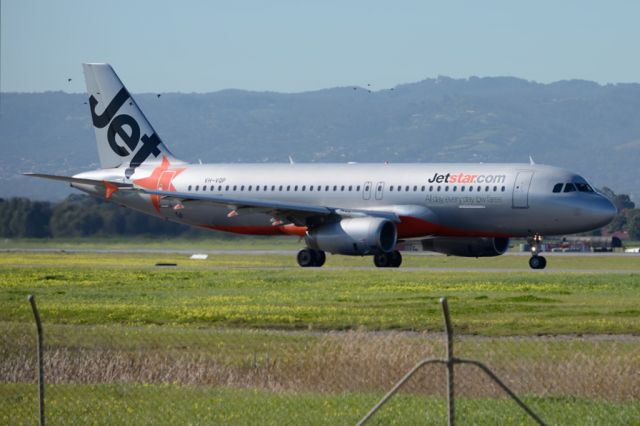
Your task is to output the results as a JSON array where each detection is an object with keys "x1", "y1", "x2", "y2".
[
  {"x1": 157, "y1": 170, "x2": 178, "y2": 214},
  {"x1": 512, "y1": 171, "x2": 534, "y2": 208},
  {"x1": 374, "y1": 181, "x2": 385, "y2": 200},
  {"x1": 158, "y1": 171, "x2": 177, "y2": 191},
  {"x1": 363, "y1": 181, "x2": 372, "y2": 200}
]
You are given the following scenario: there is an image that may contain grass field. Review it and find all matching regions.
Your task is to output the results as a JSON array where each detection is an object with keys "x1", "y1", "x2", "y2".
[
  {"x1": 1, "y1": 252, "x2": 639, "y2": 334},
  {"x1": 3, "y1": 383, "x2": 638, "y2": 426},
  {"x1": 1, "y1": 245, "x2": 639, "y2": 424}
]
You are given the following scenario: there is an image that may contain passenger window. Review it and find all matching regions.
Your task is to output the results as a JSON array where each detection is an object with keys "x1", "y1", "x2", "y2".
[
  {"x1": 501, "y1": 186, "x2": 505, "y2": 192},
  {"x1": 405, "y1": 185, "x2": 410, "y2": 191},
  {"x1": 564, "y1": 183, "x2": 576, "y2": 193},
  {"x1": 302, "y1": 185, "x2": 306, "y2": 191},
  {"x1": 195, "y1": 185, "x2": 199, "y2": 191},
  {"x1": 248, "y1": 185, "x2": 252, "y2": 191},
  {"x1": 255, "y1": 186, "x2": 259, "y2": 191},
  {"x1": 413, "y1": 185, "x2": 417, "y2": 191},
  {"x1": 294, "y1": 185, "x2": 298, "y2": 191},
  {"x1": 286, "y1": 185, "x2": 290, "y2": 191},
  {"x1": 202, "y1": 186, "x2": 206, "y2": 191},
  {"x1": 469, "y1": 186, "x2": 473, "y2": 192},
  {"x1": 278, "y1": 185, "x2": 282, "y2": 191},
  {"x1": 493, "y1": 186, "x2": 497, "y2": 192},
  {"x1": 429, "y1": 185, "x2": 433, "y2": 192},
  {"x1": 341, "y1": 185, "x2": 345, "y2": 191},
  {"x1": 485, "y1": 186, "x2": 489, "y2": 192},
  {"x1": 452, "y1": 186, "x2": 457, "y2": 192},
  {"x1": 309, "y1": 186, "x2": 313, "y2": 192},
  {"x1": 421, "y1": 185, "x2": 425, "y2": 191},
  {"x1": 188, "y1": 185, "x2": 192, "y2": 191},
  {"x1": 348, "y1": 185, "x2": 352, "y2": 191},
  {"x1": 553, "y1": 183, "x2": 563, "y2": 193},
  {"x1": 461, "y1": 186, "x2": 465, "y2": 192},
  {"x1": 390, "y1": 186, "x2": 394, "y2": 192},
  {"x1": 263, "y1": 185, "x2": 267, "y2": 191},
  {"x1": 445, "y1": 186, "x2": 449, "y2": 192},
  {"x1": 398, "y1": 186, "x2": 402, "y2": 192},
  {"x1": 356, "y1": 185, "x2": 361, "y2": 191},
  {"x1": 326, "y1": 185, "x2": 330, "y2": 191},
  {"x1": 437, "y1": 186, "x2": 441, "y2": 192},
  {"x1": 225, "y1": 185, "x2": 229, "y2": 191}
]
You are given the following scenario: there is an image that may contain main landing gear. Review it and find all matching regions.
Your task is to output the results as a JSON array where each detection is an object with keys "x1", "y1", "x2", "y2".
[
  {"x1": 296, "y1": 249, "x2": 403, "y2": 268},
  {"x1": 528, "y1": 234, "x2": 547, "y2": 270},
  {"x1": 373, "y1": 251, "x2": 402, "y2": 268},
  {"x1": 297, "y1": 248, "x2": 326, "y2": 267}
]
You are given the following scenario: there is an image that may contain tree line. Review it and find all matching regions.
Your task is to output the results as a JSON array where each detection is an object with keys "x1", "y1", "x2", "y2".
[
  {"x1": 0, "y1": 194, "x2": 204, "y2": 238},
  {"x1": 0, "y1": 190, "x2": 639, "y2": 239}
]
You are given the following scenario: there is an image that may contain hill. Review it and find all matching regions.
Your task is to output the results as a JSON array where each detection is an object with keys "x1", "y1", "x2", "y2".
[{"x1": 2, "y1": 76, "x2": 639, "y2": 201}]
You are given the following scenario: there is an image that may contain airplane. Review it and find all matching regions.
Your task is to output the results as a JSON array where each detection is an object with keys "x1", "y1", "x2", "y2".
[{"x1": 25, "y1": 64, "x2": 617, "y2": 269}]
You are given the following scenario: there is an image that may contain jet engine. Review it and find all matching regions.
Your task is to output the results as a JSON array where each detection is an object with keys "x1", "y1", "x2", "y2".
[
  {"x1": 419, "y1": 237, "x2": 509, "y2": 257},
  {"x1": 306, "y1": 217, "x2": 397, "y2": 255}
]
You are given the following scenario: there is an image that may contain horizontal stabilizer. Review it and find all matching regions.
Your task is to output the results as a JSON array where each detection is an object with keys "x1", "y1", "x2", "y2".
[{"x1": 23, "y1": 173, "x2": 132, "y2": 188}]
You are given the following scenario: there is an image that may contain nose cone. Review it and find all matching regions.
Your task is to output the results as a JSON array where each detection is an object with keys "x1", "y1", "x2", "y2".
[{"x1": 590, "y1": 196, "x2": 617, "y2": 228}]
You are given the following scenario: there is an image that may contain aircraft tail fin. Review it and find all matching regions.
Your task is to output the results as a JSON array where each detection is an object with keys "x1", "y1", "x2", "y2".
[{"x1": 82, "y1": 63, "x2": 183, "y2": 176}]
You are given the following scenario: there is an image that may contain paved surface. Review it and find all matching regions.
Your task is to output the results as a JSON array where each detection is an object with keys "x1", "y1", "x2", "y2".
[{"x1": 2, "y1": 247, "x2": 640, "y2": 257}]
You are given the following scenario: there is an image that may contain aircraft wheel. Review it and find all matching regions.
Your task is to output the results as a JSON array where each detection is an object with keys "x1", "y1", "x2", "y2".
[
  {"x1": 529, "y1": 255, "x2": 547, "y2": 270},
  {"x1": 374, "y1": 253, "x2": 391, "y2": 268},
  {"x1": 538, "y1": 256, "x2": 547, "y2": 269},
  {"x1": 389, "y1": 251, "x2": 402, "y2": 268},
  {"x1": 297, "y1": 249, "x2": 315, "y2": 267},
  {"x1": 314, "y1": 250, "x2": 326, "y2": 267}
]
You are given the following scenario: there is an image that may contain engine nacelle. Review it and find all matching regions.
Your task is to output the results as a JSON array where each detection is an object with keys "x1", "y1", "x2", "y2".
[
  {"x1": 306, "y1": 217, "x2": 397, "y2": 255},
  {"x1": 419, "y1": 237, "x2": 509, "y2": 257}
]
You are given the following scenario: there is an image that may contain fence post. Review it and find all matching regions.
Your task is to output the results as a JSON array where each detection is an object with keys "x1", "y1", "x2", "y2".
[
  {"x1": 28, "y1": 295, "x2": 45, "y2": 426},
  {"x1": 440, "y1": 297, "x2": 454, "y2": 426}
]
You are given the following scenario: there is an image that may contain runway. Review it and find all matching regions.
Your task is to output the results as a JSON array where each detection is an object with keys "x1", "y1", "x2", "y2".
[{"x1": 2, "y1": 247, "x2": 639, "y2": 257}]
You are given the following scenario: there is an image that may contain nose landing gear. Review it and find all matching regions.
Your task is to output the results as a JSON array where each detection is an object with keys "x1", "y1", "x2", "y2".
[{"x1": 528, "y1": 234, "x2": 547, "y2": 270}]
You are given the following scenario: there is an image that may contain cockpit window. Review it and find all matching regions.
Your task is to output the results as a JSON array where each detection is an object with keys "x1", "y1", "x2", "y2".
[
  {"x1": 552, "y1": 183, "x2": 563, "y2": 193},
  {"x1": 563, "y1": 183, "x2": 576, "y2": 193},
  {"x1": 575, "y1": 182, "x2": 594, "y2": 193}
]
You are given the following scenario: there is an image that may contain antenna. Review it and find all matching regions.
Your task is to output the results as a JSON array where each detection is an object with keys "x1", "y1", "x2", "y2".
[
  {"x1": 289, "y1": 156, "x2": 295, "y2": 164},
  {"x1": 529, "y1": 156, "x2": 535, "y2": 165}
]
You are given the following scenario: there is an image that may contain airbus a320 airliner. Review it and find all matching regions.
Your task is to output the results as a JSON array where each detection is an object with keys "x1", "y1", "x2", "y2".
[{"x1": 26, "y1": 64, "x2": 616, "y2": 269}]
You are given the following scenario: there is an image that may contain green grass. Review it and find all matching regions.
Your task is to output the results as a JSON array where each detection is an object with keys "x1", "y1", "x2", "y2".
[
  {"x1": 2, "y1": 250, "x2": 639, "y2": 424},
  {"x1": 1, "y1": 252, "x2": 639, "y2": 334},
  {"x1": 2, "y1": 383, "x2": 638, "y2": 426}
]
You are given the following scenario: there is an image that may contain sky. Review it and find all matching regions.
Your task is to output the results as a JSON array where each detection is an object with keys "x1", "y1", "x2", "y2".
[{"x1": 2, "y1": 0, "x2": 640, "y2": 93}]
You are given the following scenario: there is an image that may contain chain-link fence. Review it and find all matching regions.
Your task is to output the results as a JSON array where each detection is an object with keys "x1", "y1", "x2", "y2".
[{"x1": 2, "y1": 296, "x2": 639, "y2": 425}]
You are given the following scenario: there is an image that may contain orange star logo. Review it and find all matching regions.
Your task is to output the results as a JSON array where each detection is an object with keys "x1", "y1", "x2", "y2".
[{"x1": 133, "y1": 156, "x2": 186, "y2": 214}]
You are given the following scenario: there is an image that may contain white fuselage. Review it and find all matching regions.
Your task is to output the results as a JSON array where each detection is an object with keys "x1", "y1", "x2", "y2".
[{"x1": 75, "y1": 161, "x2": 616, "y2": 239}]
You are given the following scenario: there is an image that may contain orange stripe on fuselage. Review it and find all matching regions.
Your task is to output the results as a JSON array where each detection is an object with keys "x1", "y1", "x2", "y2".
[{"x1": 396, "y1": 216, "x2": 513, "y2": 238}]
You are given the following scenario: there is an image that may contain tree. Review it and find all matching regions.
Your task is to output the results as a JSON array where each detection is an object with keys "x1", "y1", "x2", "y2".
[{"x1": 627, "y1": 211, "x2": 640, "y2": 240}]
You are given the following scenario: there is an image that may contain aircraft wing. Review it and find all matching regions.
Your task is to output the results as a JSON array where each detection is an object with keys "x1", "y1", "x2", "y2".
[{"x1": 141, "y1": 188, "x2": 400, "y2": 226}]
